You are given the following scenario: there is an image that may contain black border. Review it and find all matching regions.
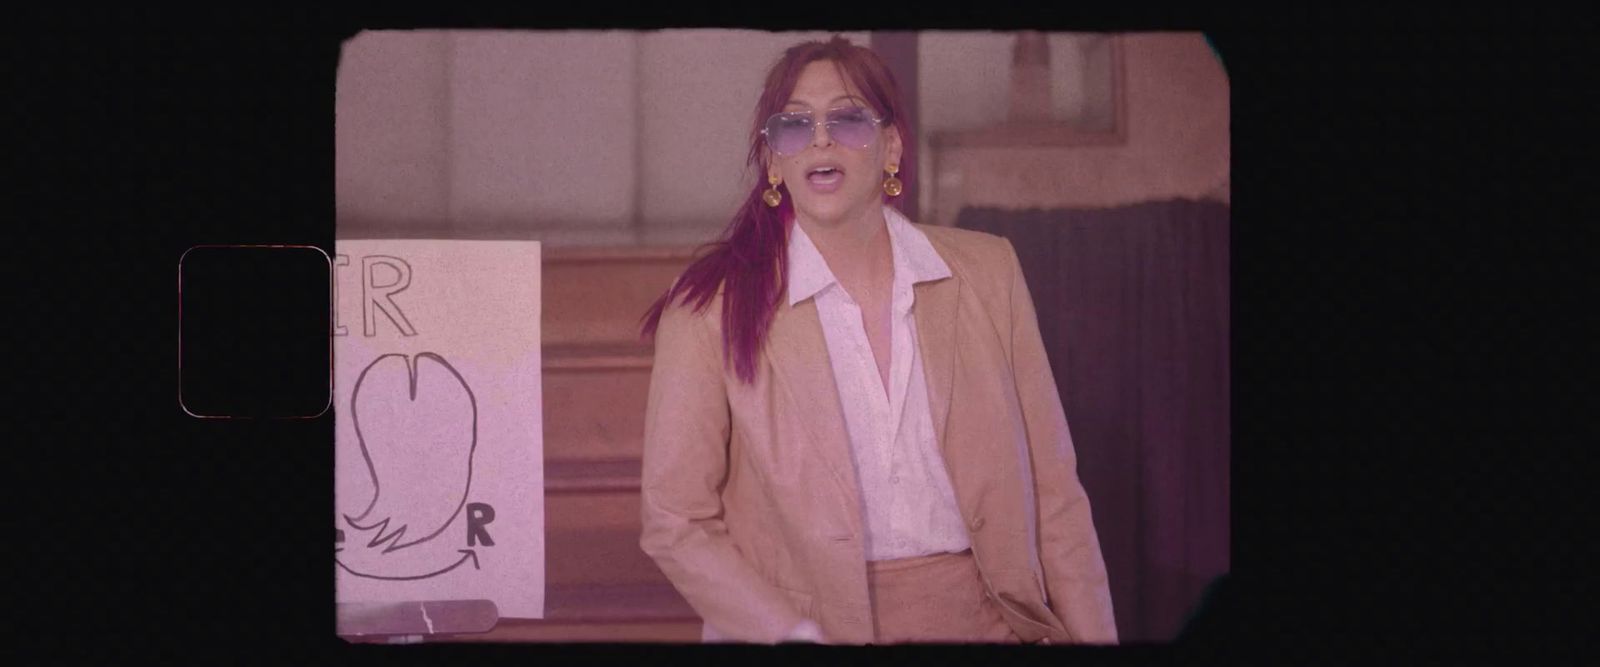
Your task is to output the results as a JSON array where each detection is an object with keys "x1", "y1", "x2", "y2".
[{"x1": 19, "y1": 6, "x2": 1587, "y2": 663}]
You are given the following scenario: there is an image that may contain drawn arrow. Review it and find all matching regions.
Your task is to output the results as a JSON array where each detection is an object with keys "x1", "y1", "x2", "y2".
[{"x1": 334, "y1": 549, "x2": 480, "y2": 581}]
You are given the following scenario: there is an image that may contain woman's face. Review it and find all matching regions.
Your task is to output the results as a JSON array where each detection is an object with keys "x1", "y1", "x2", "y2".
[{"x1": 766, "y1": 60, "x2": 902, "y2": 227}]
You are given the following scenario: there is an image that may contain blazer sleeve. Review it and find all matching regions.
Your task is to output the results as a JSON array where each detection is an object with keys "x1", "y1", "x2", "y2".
[
  {"x1": 637, "y1": 295, "x2": 811, "y2": 643},
  {"x1": 1003, "y1": 239, "x2": 1120, "y2": 644}
]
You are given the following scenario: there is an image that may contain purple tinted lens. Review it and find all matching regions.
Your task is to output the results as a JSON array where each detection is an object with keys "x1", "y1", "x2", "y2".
[
  {"x1": 825, "y1": 108, "x2": 877, "y2": 147},
  {"x1": 765, "y1": 108, "x2": 878, "y2": 155},
  {"x1": 766, "y1": 114, "x2": 813, "y2": 156}
]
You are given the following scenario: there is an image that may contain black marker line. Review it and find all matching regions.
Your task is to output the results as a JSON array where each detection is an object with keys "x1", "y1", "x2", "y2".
[
  {"x1": 342, "y1": 352, "x2": 480, "y2": 555},
  {"x1": 362, "y1": 255, "x2": 418, "y2": 337},
  {"x1": 343, "y1": 353, "x2": 407, "y2": 526},
  {"x1": 347, "y1": 516, "x2": 410, "y2": 551},
  {"x1": 334, "y1": 549, "x2": 480, "y2": 582}
]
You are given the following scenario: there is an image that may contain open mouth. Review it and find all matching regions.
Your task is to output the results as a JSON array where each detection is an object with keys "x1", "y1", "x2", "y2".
[{"x1": 807, "y1": 165, "x2": 844, "y2": 184}]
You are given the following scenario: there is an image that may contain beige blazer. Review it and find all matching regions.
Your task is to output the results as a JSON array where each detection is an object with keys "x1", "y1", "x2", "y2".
[{"x1": 639, "y1": 222, "x2": 1117, "y2": 645}]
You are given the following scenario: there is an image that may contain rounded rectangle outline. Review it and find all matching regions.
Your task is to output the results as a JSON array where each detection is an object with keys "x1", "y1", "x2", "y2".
[{"x1": 178, "y1": 243, "x2": 334, "y2": 420}]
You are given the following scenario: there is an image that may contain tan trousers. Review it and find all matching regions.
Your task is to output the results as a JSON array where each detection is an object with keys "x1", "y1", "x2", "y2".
[{"x1": 865, "y1": 549, "x2": 1022, "y2": 644}]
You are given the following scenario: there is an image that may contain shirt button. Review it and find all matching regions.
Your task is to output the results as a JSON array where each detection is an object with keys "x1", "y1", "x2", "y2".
[
  {"x1": 890, "y1": 475, "x2": 900, "y2": 485},
  {"x1": 970, "y1": 516, "x2": 985, "y2": 532}
]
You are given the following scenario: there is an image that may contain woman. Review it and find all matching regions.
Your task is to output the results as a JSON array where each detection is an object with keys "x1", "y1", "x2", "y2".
[{"x1": 637, "y1": 35, "x2": 1116, "y2": 645}]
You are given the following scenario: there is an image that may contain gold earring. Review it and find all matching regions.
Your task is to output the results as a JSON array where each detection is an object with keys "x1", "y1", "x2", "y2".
[
  {"x1": 883, "y1": 164, "x2": 903, "y2": 197},
  {"x1": 763, "y1": 172, "x2": 783, "y2": 208}
]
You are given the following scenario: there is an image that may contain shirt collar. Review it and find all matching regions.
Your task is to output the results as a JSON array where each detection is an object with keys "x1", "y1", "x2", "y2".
[
  {"x1": 787, "y1": 205, "x2": 952, "y2": 307},
  {"x1": 785, "y1": 215, "x2": 834, "y2": 307},
  {"x1": 884, "y1": 204, "x2": 954, "y2": 286}
]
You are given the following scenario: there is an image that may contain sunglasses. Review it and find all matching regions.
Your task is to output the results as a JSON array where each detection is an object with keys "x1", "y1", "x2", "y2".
[{"x1": 761, "y1": 106, "x2": 885, "y2": 157}]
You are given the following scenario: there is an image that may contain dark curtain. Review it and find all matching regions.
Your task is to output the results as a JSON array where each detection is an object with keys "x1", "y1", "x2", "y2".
[{"x1": 957, "y1": 199, "x2": 1230, "y2": 643}]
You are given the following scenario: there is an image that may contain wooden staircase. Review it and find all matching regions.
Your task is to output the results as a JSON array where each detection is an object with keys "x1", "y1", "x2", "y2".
[{"x1": 451, "y1": 245, "x2": 704, "y2": 643}]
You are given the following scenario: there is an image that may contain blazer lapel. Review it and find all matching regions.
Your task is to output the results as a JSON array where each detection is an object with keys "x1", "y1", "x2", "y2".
[
  {"x1": 763, "y1": 297, "x2": 863, "y2": 524},
  {"x1": 914, "y1": 258, "x2": 962, "y2": 452}
]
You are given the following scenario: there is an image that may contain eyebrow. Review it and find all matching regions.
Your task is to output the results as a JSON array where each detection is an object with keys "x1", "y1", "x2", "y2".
[{"x1": 784, "y1": 94, "x2": 865, "y2": 108}]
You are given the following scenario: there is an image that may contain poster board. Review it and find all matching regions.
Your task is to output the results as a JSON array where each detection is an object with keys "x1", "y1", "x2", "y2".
[{"x1": 332, "y1": 240, "x2": 544, "y2": 625}]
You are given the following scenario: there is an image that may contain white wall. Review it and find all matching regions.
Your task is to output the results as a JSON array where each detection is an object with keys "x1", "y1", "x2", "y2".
[
  {"x1": 336, "y1": 29, "x2": 868, "y2": 245},
  {"x1": 336, "y1": 30, "x2": 1220, "y2": 243},
  {"x1": 447, "y1": 31, "x2": 639, "y2": 235},
  {"x1": 635, "y1": 30, "x2": 870, "y2": 245},
  {"x1": 335, "y1": 31, "x2": 452, "y2": 232}
]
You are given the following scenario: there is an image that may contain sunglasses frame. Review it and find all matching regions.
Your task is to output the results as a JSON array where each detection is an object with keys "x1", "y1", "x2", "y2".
[{"x1": 760, "y1": 106, "x2": 886, "y2": 156}]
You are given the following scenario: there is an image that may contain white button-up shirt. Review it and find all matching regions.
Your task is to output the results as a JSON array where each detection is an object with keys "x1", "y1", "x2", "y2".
[{"x1": 786, "y1": 205, "x2": 972, "y2": 561}]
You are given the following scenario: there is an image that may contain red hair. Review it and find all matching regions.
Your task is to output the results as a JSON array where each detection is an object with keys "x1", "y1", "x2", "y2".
[{"x1": 638, "y1": 35, "x2": 916, "y2": 384}]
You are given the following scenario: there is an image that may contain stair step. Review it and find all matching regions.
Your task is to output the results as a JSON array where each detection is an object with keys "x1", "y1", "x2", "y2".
[
  {"x1": 544, "y1": 482, "x2": 642, "y2": 532},
  {"x1": 543, "y1": 246, "x2": 697, "y2": 347},
  {"x1": 546, "y1": 459, "x2": 641, "y2": 493},
  {"x1": 543, "y1": 342, "x2": 654, "y2": 370},
  {"x1": 496, "y1": 247, "x2": 701, "y2": 641},
  {"x1": 543, "y1": 360, "x2": 652, "y2": 463},
  {"x1": 545, "y1": 527, "x2": 663, "y2": 587},
  {"x1": 543, "y1": 581, "x2": 697, "y2": 622},
  {"x1": 544, "y1": 487, "x2": 664, "y2": 588}
]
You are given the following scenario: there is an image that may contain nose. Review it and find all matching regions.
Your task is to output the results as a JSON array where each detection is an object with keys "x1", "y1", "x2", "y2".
[{"x1": 810, "y1": 120, "x2": 835, "y2": 149}]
